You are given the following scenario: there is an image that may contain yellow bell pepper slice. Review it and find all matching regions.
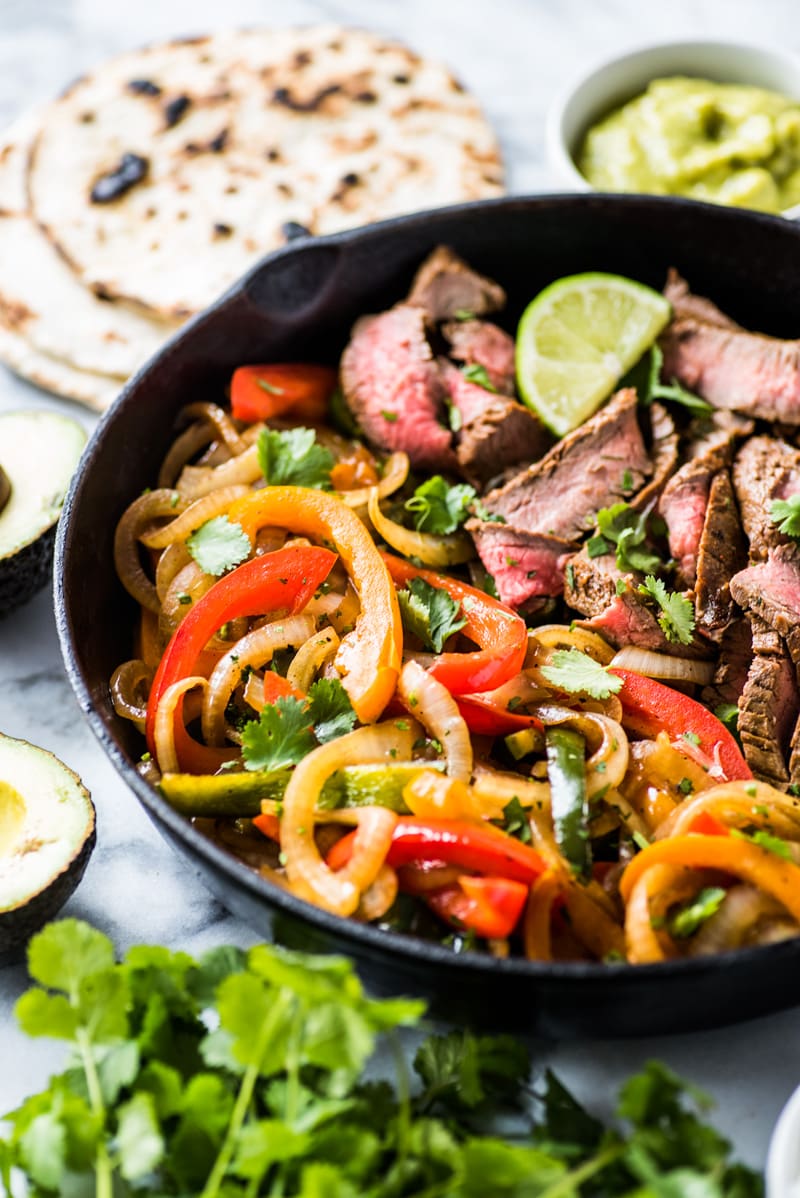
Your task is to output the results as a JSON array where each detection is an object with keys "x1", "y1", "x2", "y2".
[{"x1": 227, "y1": 487, "x2": 402, "y2": 722}]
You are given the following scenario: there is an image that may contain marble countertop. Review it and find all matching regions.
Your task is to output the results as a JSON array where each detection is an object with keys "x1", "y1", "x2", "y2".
[{"x1": 3, "y1": 0, "x2": 800, "y2": 1174}]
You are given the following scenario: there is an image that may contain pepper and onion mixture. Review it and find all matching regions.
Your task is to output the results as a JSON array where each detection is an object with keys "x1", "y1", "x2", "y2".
[{"x1": 111, "y1": 364, "x2": 800, "y2": 964}]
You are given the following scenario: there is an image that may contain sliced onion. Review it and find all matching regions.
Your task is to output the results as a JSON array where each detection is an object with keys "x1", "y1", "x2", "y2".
[
  {"x1": 356, "y1": 864, "x2": 399, "y2": 921},
  {"x1": 160, "y1": 561, "x2": 216, "y2": 639},
  {"x1": 177, "y1": 443, "x2": 262, "y2": 499},
  {"x1": 399, "y1": 659, "x2": 472, "y2": 781},
  {"x1": 609, "y1": 646, "x2": 714, "y2": 686},
  {"x1": 181, "y1": 401, "x2": 247, "y2": 456},
  {"x1": 141, "y1": 485, "x2": 251, "y2": 549},
  {"x1": 155, "y1": 542, "x2": 192, "y2": 602},
  {"x1": 158, "y1": 421, "x2": 216, "y2": 489},
  {"x1": 367, "y1": 488, "x2": 473, "y2": 568},
  {"x1": 202, "y1": 614, "x2": 316, "y2": 744},
  {"x1": 114, "y1": 489, "x2": 191, "y2": 612},
  {"x1": 154, "y1": 676, "x2": 209, "y2": 774},
  {"x1": 527, "y1": 624, "x2": 615, "y2": 667},
  {"x1": 336, "y1": 451, "x2": 409, "y2": 510},
  {"x1": 287, "y1": 627, "x2": 341, "y2": 692},
  {"x1": 659, "y1": 780, "x2": 800, "y2": 841},
  {"x1": 110, "y1": 659, "x2": 153, "y2": 731},
  {"x1": 688, "y1": 885, "x2": 797, "y2": 956},
  {"x1": 282, "y1": 723, "x2": 414, "y2": 915},
  {"x1": 530, "y1": 704, "x2": 628, "y2": 797}
]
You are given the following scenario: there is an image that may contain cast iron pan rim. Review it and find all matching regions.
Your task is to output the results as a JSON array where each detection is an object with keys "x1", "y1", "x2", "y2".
[{"x1": 55, "y1": 191, "x2": 800, "y2": 987}]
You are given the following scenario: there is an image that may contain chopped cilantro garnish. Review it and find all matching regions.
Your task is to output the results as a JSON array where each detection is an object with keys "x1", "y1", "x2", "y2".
[
  {"x1": 677, "y1": 777, "x2": 694, "y2": 795},
  {"x1": 241, "y1": 695, "x2": 315, "y2": 772},
  {"x1": 669, "y1": 887, "x2": 727, "y2": 938},
  {"x1": 186, "y1": 515, "x2": 251, "y2": 576},
  {"x1": 398, "y1": 577, "x2": 467, "y2": 653},
  {"x1": 731, "y1": 827, "x2": 794, "y2": 860},
  {"x1": 565, "y1": 563, "x2": 575, "y2": 591},
  {"x1": 446, "y1": 400, "x2": 463, "y2": 432},
  {"x1": 454, "y1": 307, "x2": 475, "y2": 321},
  {"x1": 306, "y1": 677, "x2": 357, "y2": 743},
  {"x1": 621, "y1": 468, "x2": 633, "y2": 492},
  {"x1": 255, "y1": 376, "x2": 285, "y2": 395},
  {"x1": 615, "y1": 577, "x2": 628, "y2": 596},
  {"x1": 596, "y1": 502, "x2": 662, "y2": 574},
  {"x1": 257, "y1": 426, "x2": 334, "y2": 489},
  {"x1": 540, "y1": 649, "x2": 623, "y2": 700},
  {"x1": 714, "y1": 703, "x2": 739, "y2": 737},
  {"x1": 641, "y1": 344, "x2": 713, "y2": 415},
  {"x1": 405, "y1": 475, "x2": 477, "y2": 534},
  {"x1": 461, "y1": 362, "x2": 497, "y2": 392},
  {"x1": 492, "y1": 796, "x2": 532, "y2": 844},
  {"x1": 381, "y1": 409, "x2": 398, "y2": 422},
  {"x1": 770, "y1": 494, "x2": 800, "y2": 538},
  {"x1": 638, "y1": 575, "x2": 695, "y2": 645},
  {"x1": 586, "y1": 535, "x2": 611, "y2": 559},
  {"x1": 683, "y1": 731, "x2": 702, "y2": 746},
  {"x1": 632, "y1": 830, "x2": 650, "y2": 851},
  {"x1": 177, "y1": 592, "x2": 192, "y2": 605}
]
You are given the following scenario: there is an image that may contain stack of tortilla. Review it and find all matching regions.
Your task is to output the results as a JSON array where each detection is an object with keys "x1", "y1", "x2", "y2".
[{"x1": 0, "y1": 26, "x2": 503, "y2": 410}]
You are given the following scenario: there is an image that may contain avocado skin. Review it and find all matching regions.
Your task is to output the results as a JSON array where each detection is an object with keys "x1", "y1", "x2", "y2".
[
  {"x1": 0, "y1": 819, "x2": 96, "y2": 958},
  {"x1": 0, "y1": 523, "x2": 57, "y2": 619}
]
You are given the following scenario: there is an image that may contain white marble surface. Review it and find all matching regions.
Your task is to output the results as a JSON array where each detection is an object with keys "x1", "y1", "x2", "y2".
[{"x1": 3, "y1": 0, "x2": 800, "y2": 1174}]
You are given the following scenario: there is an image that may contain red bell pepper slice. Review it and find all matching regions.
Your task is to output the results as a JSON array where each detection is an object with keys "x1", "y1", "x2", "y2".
[
  {"x1": 327, "y1": 816, "x2": 546, "y2": 884},
  {"x1": 253, "y1": 812, "x2": 282, "y2": 842},
  {"x1": 262, "y1": 672, "x2": 304, "y2": 704},
  {"x1": 145, "y1": 545, "x2": 335, "y2": 770},
  {"x1": 425, "y1": 875, "x2": 529, "y2": 940},
  {"x1": 688, "y1": 811, "x2": 729, "y2": 837},
  {"x1": 381, "y1": 553, "x2": 527, "y2": 695},
  {"x1": 456, "y1": 694, "x2": 543, "y2": 737},
  {"x1": 230, "y1": 364, "x2": 337, "y2": 424},
  {"x1": 609, "y1": 668, "x2": 752, "y2": 783}
]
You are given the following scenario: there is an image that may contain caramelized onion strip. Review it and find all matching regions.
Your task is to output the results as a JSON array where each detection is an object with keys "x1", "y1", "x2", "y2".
[
  {"x1": 286, "y1": 627, "x2": 341, "y2": 692},
  {"x1": 399, "y1": 660, "x2": 472, "y2": 782},
  {"x1": 114, "y1": 489, "x2": 191, "y2": 612},
  {"x1": 153, "y1": 676, "x2": 209, "y2": 775},
  {"x1": 140, "y1": 485, "x2": 251, "y2": 549}
]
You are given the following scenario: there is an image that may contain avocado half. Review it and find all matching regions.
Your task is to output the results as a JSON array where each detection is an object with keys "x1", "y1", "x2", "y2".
[
  {"x1": 0, "y1": 410, "x2": 87, "y2": 618},
  {"x1": 0, "y1": 733, "x2": 95, "y2": 953}
]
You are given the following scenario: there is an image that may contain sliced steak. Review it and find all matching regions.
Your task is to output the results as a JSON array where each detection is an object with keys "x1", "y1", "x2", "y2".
[
  {"x1": 441, "y1": 359, "x2": 549, "y2": 487},
  {"x1": 660, "y1": 280, "x2": 800, "y2": 423},
  {"x1": 631, "y1": 402, "x2": 678, "y2": 513},
  {"x1": 732, "y1": 435, "x2": 800, "y2": 561},
  {"x1": 730, "y1": 543, "x2": 800, "y2": 669},
  {"x1": 576, "y1": 585, "x2": 709, "y2": 659},
  {"x1": 658, "y1": 435, "x2": 735, "y2": 588},
  {"x1": 790, "y1": 716, "x2": 800, "y2": 788},
  {"x1": 664, "y1": 268, "x2": 741, "y2": 331},
  {"x1": 442, "y1": 319, "x2": 516, "y2": 395},
  {"x1": 695, "y1": 471, "x2": 747, "y2": 642},
  {"x1": 407, "y1": 245, "x2": 506, "y2": 325},
  {"x1": 564, "y1": 547, "x2": 631, "y2": 619},
  {"x1": 702, "y1": 617, "x2": 753, "y2": 709},
  {"x1": 738, "y1": 620, "x2": 798, "y2": 788},
  {"x1": 685, "y1": 409, "x2": 754, "y2": 463},
  {"x1": 466, "y1": 520, "x2": 575, "y2": 609},
  {"x1": 481, "y1": 389, "x2": 651, "y2": 540},
  {"x1": 340, "y1": 304, "x2": 456, "y2": 473}
]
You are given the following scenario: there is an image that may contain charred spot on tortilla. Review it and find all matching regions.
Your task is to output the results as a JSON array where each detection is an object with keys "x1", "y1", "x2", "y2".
[
  {"x1": 163, "y1": 94, "x2": 191, "y2": 129},
  {"x1": 127, "y1": 78, "x2": 161, "y2": 97},
  {"x1": 271, "y1": 84, "x2": 342, "y2": 113},
  {"x1": 282, "y1": 220, "x2": 311, "y2": 241},
  {"x1": 209, "y1": 127, "x2": 228, "y2": 152},
  {"x1": 90, "y1": 152, "x2": 149, "y2": 203},
  {"x1": 213, "y1": 222, "x2": 233, "y2": 238},
  {"x1": 356, "y1": 90, "x2": 377, "y2": 103}
]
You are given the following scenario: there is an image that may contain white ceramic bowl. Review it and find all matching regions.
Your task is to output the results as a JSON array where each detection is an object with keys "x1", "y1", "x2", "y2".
[
  {"x1": 767, "y1": 1084, "x2": 800, "y2": 1197},
  {"x1": 545, "y1": 40, "x2": 800, "y2": 217}
]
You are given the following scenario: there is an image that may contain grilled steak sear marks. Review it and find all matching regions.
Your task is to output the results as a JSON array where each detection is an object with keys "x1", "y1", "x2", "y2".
[
  {"x1": 480, "y1": 389, "x2": 650, "y2": 541},
  {"x1": 658, "y1": 434, "x2": 736, "y2": 589},
  {"x1": 695, "y1": 470, "x2": 747, "y2": 641},
  {"x1": 702, "y1": 617, "x2": 753, "y2": 709},
  {"x1": 442, "y1": 318, "x2": 516, "y2": 394},
  {"x1": 631, "y1": 402, "x2": 678, "y2": 512},
  {"x1": 738, "y1": 617, "x2": 799, "y2": 789},
  {"x1": 340, "y1": 304, "x2": 456, "y2": 473},
  {"x1": 730, "y1": 543, "x2": 800, "y2": 669},
  {"x1": 733, "y1": 435, "x2": 800, "y2": 561},
  {"x1": 660, "y1": 276, "x2": 800, "y2": 423},
  {"x1": 407, "y1": 245, "x2": 506, "y2": 325}
]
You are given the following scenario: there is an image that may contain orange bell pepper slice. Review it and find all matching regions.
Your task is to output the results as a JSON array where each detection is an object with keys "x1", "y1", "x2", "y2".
[
  {"x1": 381, "y1": 553, "x2": 527, "y2": 695},
  {"x1": 230, "y1": 364, "x2": 337, "y2": 424},
  {"x1": 620, "y1": 833, "x2": 800, "y2": 922},
  {"x1": 228, "y1": 487, "x2": 402, "y2": 722}
]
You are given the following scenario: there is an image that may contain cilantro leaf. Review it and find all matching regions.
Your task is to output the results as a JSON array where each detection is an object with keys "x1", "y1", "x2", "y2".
[
  {"x1": 493, "y1": 796, "x2": 533, "y2": 844},
  {"x1": 770, "y1": 494, "x2": 800, "y2": 538},
  {"x1": 257, "y1": 426, "x2": 334, "y2": 489},
  {"x1": 540, "y1": 649, "x2": 623, "y2": 699},
  {"x1": 241, "y1": 696, "x2": 315, "y2": 772},
  {"x1": 461, "y1": 363, "x2": 497, "y2": 392},
  {"x1": 669, "y1": 887, "x2": 727, "y2": 939},
  {"x1": 642, "y1": 344, "x2": 713, "y2": 415},
  {"x1": 186, "y1": 516, "x2": 251, "y2": 576},
  {"x1": 638, "y1": 575, "x2": 696, "y2": 645},
  {"x1": 731, "y1": 827, "x2": 794, "y2": 860},
  {"x1": 116, "y1": 1092, "x2": 165, "y2": 1180},
  {"x1": 27, "y1": 919, "x2": 115, "y2": 995},
  {"x1": 397, "y1": 577, "x2": 467, "y2": 653},
  {"x1": 405, "y1": 475, "x2": 477, "y2": 534},
  {"x1": 306, "y1": 677, "x2": 357, "y2": 743},
  {"x1": 596, "y1": 502, "x2": 662, "y2": 574}
]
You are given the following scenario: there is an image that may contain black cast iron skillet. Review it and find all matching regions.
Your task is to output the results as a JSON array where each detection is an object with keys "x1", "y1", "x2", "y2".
[{"x1": 55, "y1": 194, "x2": 800, "y2": 1038}]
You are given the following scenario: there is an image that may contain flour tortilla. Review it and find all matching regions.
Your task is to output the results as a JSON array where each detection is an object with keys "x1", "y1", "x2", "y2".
[
  {"x1": 0, "y1": 113, "x2": 174, "y2": 389},
  {"x1": 28, "y1": 26, "x2": 503, "y2": 321},
  {"x1": 0, "y1": 323, "x2": 120, "y2": 410}
]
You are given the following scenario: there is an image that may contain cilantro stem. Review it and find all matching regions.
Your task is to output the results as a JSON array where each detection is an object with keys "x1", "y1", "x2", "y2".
[
  {"x1": 200, "y1": 990, "x2": 293, "y2": 1198},
  {"x1": 75, "y1": 1028, "x2": 114, "y2": 1198},
  {"x1": 536, "y1": 1143, "x2": 623, "y2": 1198}
]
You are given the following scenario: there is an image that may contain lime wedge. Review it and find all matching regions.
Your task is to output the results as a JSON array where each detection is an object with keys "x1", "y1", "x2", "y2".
[{"x1": 516, "y1": 272, "x2": 671, "y2": 436}]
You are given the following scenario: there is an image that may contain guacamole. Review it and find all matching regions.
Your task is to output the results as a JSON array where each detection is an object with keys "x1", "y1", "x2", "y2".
[{"x1": 578, "y1": 76, "x2": 800, "y2": 213}]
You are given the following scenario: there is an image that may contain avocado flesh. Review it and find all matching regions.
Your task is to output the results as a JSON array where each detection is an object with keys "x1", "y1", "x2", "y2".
[
  {"x1": 0, "y1": 411, "x2": 86, "y2": 618},
  {"x1": 0, "y1": 733, "x2": 95, "y2": 953}
]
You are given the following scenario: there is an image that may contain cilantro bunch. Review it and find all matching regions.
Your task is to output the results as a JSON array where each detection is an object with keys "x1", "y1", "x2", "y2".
[{"x1": 0, "y1": 919, "x2": 762, "y2": 1197}]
